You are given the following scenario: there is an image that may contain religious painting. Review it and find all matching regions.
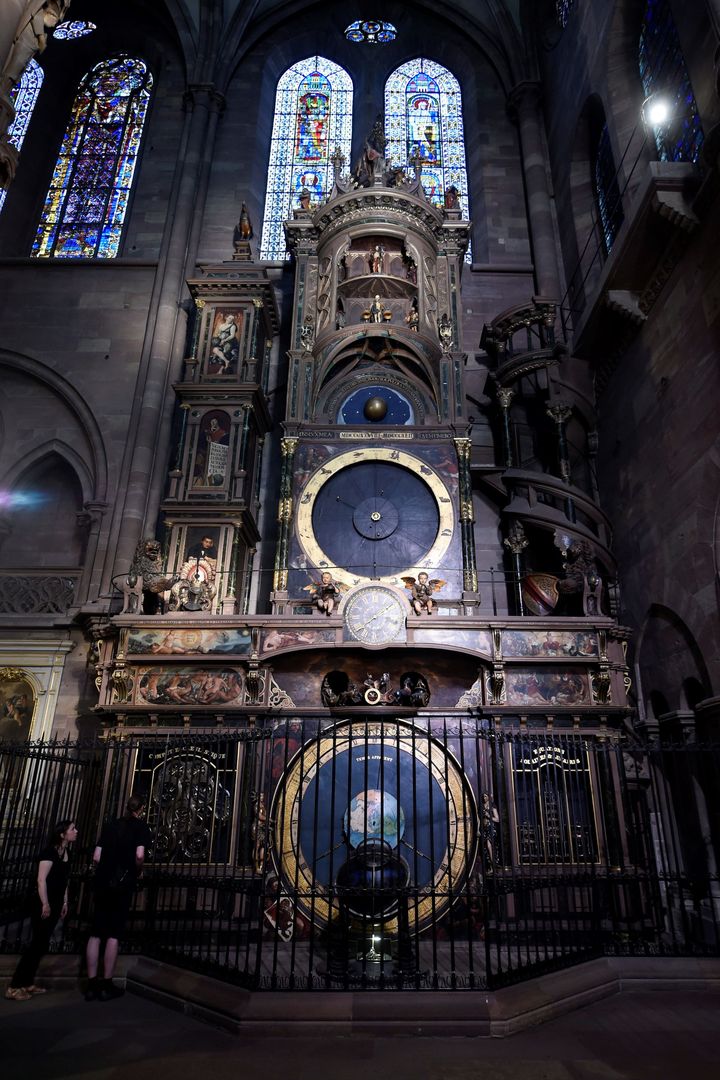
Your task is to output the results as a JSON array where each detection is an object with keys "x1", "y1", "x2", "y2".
[
  {"x1": 192, "y1": 413, "x2": 231, "y2": 488},
  {"x1": 261, "y1": 627, "x2": 336, "y2": 654},
  {"x1": 126, "y1": 627, "x2": 251, "y2": 657},
  {"x1": 406, "y1": 75, "x2": 442, "y2": 164},
  {"x1": 503, "y1": 629, "x2": 599, "y2": 659},
  {"x1": 413, "y1": 628, "x2": 492, "y2": 655},
  {"x1": 135, "y1": 667, "x2": 245, "y2": 706},
  {"x1": 293, "y1": 169, "x2": 323, "y2": 202},
  {"x1": 0, "y1": 671, "x2": 34, "y2": 742},
  {"x1": 294, "y1": 85, "x2": 330, "y2": 162},
  {"x1": 505, "y1": 669, "x2": 590, "y2": 707},
  {"x1": 207, "y1": 310, "x2": 242, "y2": 376}
]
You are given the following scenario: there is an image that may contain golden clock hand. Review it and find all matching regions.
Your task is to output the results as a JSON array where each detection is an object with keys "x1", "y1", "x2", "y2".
[{"x1": 352, "y1": 601, "x2": 395, "y2": 633}]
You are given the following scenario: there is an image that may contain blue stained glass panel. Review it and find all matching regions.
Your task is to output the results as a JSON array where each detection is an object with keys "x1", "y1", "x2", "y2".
[
  {"x1": 260, "y1": 57, "x2": 353, "y2": 261},
  {"x1": 639, "y1": 0, "x2": 703, "y2": 163},
  {"x1": 555, "y1": 1, "x2": 576, "y2": 29},
  {"x1": 344, "y1": 20, "x2": 397, "y2": 45},
  {"x1": 594, "y1": 123, "x2": 624, "y2": 256},
  {"x1": 0, "y1": 59, "x2": 44, "y2": 216},
  {"x1": 384, "y1": 58, "x2": 471, "y2": 262},
  {"x1": 32, "y1": 55, "x2": 152, "y2": 259},
  {"x1": 53, "y1": 21, "x2": 97, "y2": 40}
]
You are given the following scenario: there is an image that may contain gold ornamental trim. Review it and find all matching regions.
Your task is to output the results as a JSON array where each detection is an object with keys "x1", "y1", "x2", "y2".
[{"x1": 295, "y1": 446, "x2": 455, "y2": 587}]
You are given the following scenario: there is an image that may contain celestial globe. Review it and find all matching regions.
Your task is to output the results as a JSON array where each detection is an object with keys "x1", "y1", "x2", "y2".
[{"x1": 364, "y1": 395, "x2": 388, "y2": 421}]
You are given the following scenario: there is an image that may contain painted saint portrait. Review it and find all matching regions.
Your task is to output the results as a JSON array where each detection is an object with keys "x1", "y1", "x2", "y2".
[
  {"x1": 192, "y1": 411, "x2": 231, "y2": 488},
  {"x1": 207, "y1": 310, "x2": 242, "y2": 376},
  {"x1": 0, "y1": 673, "x2": 34, "y2": 742}
]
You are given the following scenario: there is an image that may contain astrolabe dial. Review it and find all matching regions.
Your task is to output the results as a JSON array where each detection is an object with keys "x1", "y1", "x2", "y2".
[
  {"x1": 270, "y1": 719, "x2": 478, "y2": 932},
  {"x1": 296, "y1": 447, "x2": 454, "y2": 587},
  {"x1": 343, "y1": 585, "x2": 407, "y2": 646}
]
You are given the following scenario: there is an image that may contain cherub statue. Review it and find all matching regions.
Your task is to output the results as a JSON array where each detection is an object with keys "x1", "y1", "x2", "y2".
[
  {"x1": 303, "y1": 571, "x2": 347, "y2": 615},
  {"x1": 401, "y1": 572, "x2": 446, "y2": 615}
]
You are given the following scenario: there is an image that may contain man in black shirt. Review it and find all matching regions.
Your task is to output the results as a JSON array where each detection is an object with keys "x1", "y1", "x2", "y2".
[{"x1": 85, "y1": 794, "x2": 152, "y2": 1002}]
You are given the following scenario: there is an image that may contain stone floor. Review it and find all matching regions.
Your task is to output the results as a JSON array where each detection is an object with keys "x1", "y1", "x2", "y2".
[{"x1": 1, "y1": 987, "x2": 719, "y2": 1080}]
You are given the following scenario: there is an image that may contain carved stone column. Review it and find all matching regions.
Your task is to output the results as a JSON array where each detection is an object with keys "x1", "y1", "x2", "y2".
[
  {"x1": 546, "y1": 401, "x2": 576, "y2": 522},
  {"x1": 496, "y1": 386, "x2": 515, "y2": 468},
  {"x1": 272, "y1": 437, "x2": 298, "y2": 595},
  {"x1": 454, "y1": 438, "x2": 478, "y2": 596},
  {"x1": 503, "y1": 519, "x2": 529, "y2": 616},
  {"x1": 508, "y1": 82, "x2": 561, "y2": 299},
  {"x1": 0, "y1": 2, "x2": 70, "y2": 188}
]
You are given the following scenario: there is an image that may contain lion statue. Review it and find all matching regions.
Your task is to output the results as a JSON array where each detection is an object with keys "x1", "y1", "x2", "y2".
[{"x1": 121, "y1": 538, "x2": 178, "y2": 615}]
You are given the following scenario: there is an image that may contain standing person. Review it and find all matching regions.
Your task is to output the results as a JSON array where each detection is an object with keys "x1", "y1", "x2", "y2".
[
  {"x1": 85, "y1": 795, "x2": 152, "y2": 1002},
  {"x1": 5, "y1": 820, "x2": 78, "y2": 1001}
]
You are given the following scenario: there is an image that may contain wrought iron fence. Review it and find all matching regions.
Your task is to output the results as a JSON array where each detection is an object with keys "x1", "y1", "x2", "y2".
[{"x1": 1, "y1": 722, "x2": 719, "y2": 990}]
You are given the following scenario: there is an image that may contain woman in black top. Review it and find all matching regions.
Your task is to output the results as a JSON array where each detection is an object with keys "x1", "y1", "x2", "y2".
[{"x1": 5, "y1": 819, "x2": 78, "y2": 1001}]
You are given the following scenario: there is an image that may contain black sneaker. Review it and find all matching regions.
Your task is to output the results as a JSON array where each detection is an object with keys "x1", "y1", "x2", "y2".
[
  {"x1": 84, "y1": 978, "x2": 101, "y2": 1002},
  {"x1": 99, "y1": 980, "x2": 125, "y2": 1002}
]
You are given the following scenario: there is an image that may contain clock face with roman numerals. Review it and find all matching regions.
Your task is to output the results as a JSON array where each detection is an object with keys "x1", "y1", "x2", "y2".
[
  {"x1": 295, "y1": 447, "x2": 455, "y2": 587},
  {"x1": 271, "y1": 719, "x2": 477, "y2": 931},
  {"x1": 343, "y1": 585, "x2": 406, "y2": 645}
]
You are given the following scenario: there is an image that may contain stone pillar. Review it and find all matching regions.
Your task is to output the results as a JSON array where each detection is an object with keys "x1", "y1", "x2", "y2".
[
  {"x1": 110, "y1": 85, "x2": 224, "y2": 582},
  {"x1": 272, "y1": 437, "x2": 297, "y2": 595},
  {"x1": 508, "y1": 82, "x2": 561, "y2": 299},
  {"x1": 0, "y1": 2, "x2": 70, "y2": 188},
  {"x1": 454, "y1": 438, "x2": 478, "y2": 596},
  {"x1": 497, "y1": 386, "x2": 515, "y2": 468},
  {"x1": 546, "y1": 401, "x2": 576, "y2": 522},
  {"x1": 503, "y1": 520, "x2": 529, "y2": 616}
]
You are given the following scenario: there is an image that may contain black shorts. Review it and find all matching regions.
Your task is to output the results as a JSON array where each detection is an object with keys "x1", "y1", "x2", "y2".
[{"x1": 90, "y1": 885, "x2": 134, "y2": 939}]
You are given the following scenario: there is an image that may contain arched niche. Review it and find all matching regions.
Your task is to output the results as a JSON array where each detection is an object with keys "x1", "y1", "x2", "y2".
[
  {"x1": 638, "y1": 604, "x2": 711, "y2": 716},
  {"x1": 313, "y1": 332, "x2": 440, "y2": 422},
  {"x1": 0, "y1": 452, "x2": 87, "y2": 569}
]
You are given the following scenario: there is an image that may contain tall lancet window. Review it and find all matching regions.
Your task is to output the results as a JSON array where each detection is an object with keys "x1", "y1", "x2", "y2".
[
  {"x1": 384, "y1": 58, "x2": 471, "y2": 260},
  {"x1": 594, "y1": 123, "x2": 624, "y2": 255},
  {"x1": 639, "y1": 0, "x2": 703, "y2": 163},
  {"x1": 0, "y1": 59, "x2": 44, "y2": 215},
  {"x1": 260, "y1": 57, "x2": 353, "y2": 261},
  {"x1": 32, "y1": 55, "x2": 152, "y2": 258}
]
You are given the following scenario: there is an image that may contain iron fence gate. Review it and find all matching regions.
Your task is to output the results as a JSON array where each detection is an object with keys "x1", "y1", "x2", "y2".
[{"x1": 1, "y1": 719, "x2": 719, "y2": 990}]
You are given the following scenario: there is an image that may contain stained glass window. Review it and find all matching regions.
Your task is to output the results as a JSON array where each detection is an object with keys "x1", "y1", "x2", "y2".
[
  {"x1": 345, "y1": 20, "x2": 397, "y2": 44},
  {"x1": 639, "y1": 0, "x2": 704, "y2": 163},
  {"x1": 53, "y1": 21, "x2": 97, "y2": 40},
  {"x1": 385, "y1": 58, "x2": 471, "y2": 261},
  {"x1": 260, "y1": 57, "x2": 353, "y2": 261},
  {"x1": 555, "y1": 1, "x2": 577, "y2": 29},
  {"x1": 594, "y1": 123, "x2": 624, "y2": 256},
  {"x1": 0, "y1": 59, "x2": 44, "y2": 216},
  {"x1": 32, "y1": 55, "x2": 152, "y2": 259}
]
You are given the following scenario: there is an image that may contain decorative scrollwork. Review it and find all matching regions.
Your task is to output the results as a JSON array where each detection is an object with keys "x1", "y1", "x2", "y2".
[
  {"x1": 0, "y1": 574, "x2": 76, "y2": 614},
  {"x1": 269, "y1": 675, "x2": 295, "y2": 708}
]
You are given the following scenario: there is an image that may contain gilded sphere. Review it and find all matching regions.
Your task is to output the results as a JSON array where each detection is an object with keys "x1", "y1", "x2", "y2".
[{"x1": 364, "y1": 395, "x2": 388, "y2": 421}]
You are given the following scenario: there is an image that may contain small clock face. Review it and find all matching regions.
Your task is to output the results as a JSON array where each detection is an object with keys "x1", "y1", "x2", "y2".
[{"x1": 343, "y1": 586, "x2": 406, "y2": 645}]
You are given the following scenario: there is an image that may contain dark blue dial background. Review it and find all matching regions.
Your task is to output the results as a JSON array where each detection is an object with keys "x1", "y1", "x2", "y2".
[
  {"x1": 339, "y1": 385, "x2": 413, "y2": 425},
  {"x1": 298, "y1": 744, "x2": 449, "y2": 890},
  {"x1": 311, "y1": 461, "x2": 439, "y2": 577}
]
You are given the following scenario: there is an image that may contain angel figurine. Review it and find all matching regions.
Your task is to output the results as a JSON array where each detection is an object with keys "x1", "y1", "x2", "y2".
[
  {"x1": 303, "y1": 571, "x2": 347, "y2": 615},
  {"x1": 401, "y1": 572, "x2": 446, "y2": 616}
]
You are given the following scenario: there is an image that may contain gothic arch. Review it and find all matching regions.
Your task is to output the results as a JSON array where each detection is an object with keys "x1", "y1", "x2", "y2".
[
  {"x1": 0, "y1": 351, "x2": 108, "y2": 501},
  {"x1": 636, "y1": 603, "x2": 712, "y2": 714},
  {"x1": 0, "y1": 439, "x2": 94, "y2": 505}
]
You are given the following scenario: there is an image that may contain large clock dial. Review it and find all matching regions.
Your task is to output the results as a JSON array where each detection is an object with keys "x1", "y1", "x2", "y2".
[
  {"x1": 296, "y1": 448, "x2": 454, "y2": 587},
  {"x1": 271, "y1": 719, "x2": 478, "y2": 932},
  {"x1": 343, "y1": 585, "x2": 406, "y2": 645}
]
